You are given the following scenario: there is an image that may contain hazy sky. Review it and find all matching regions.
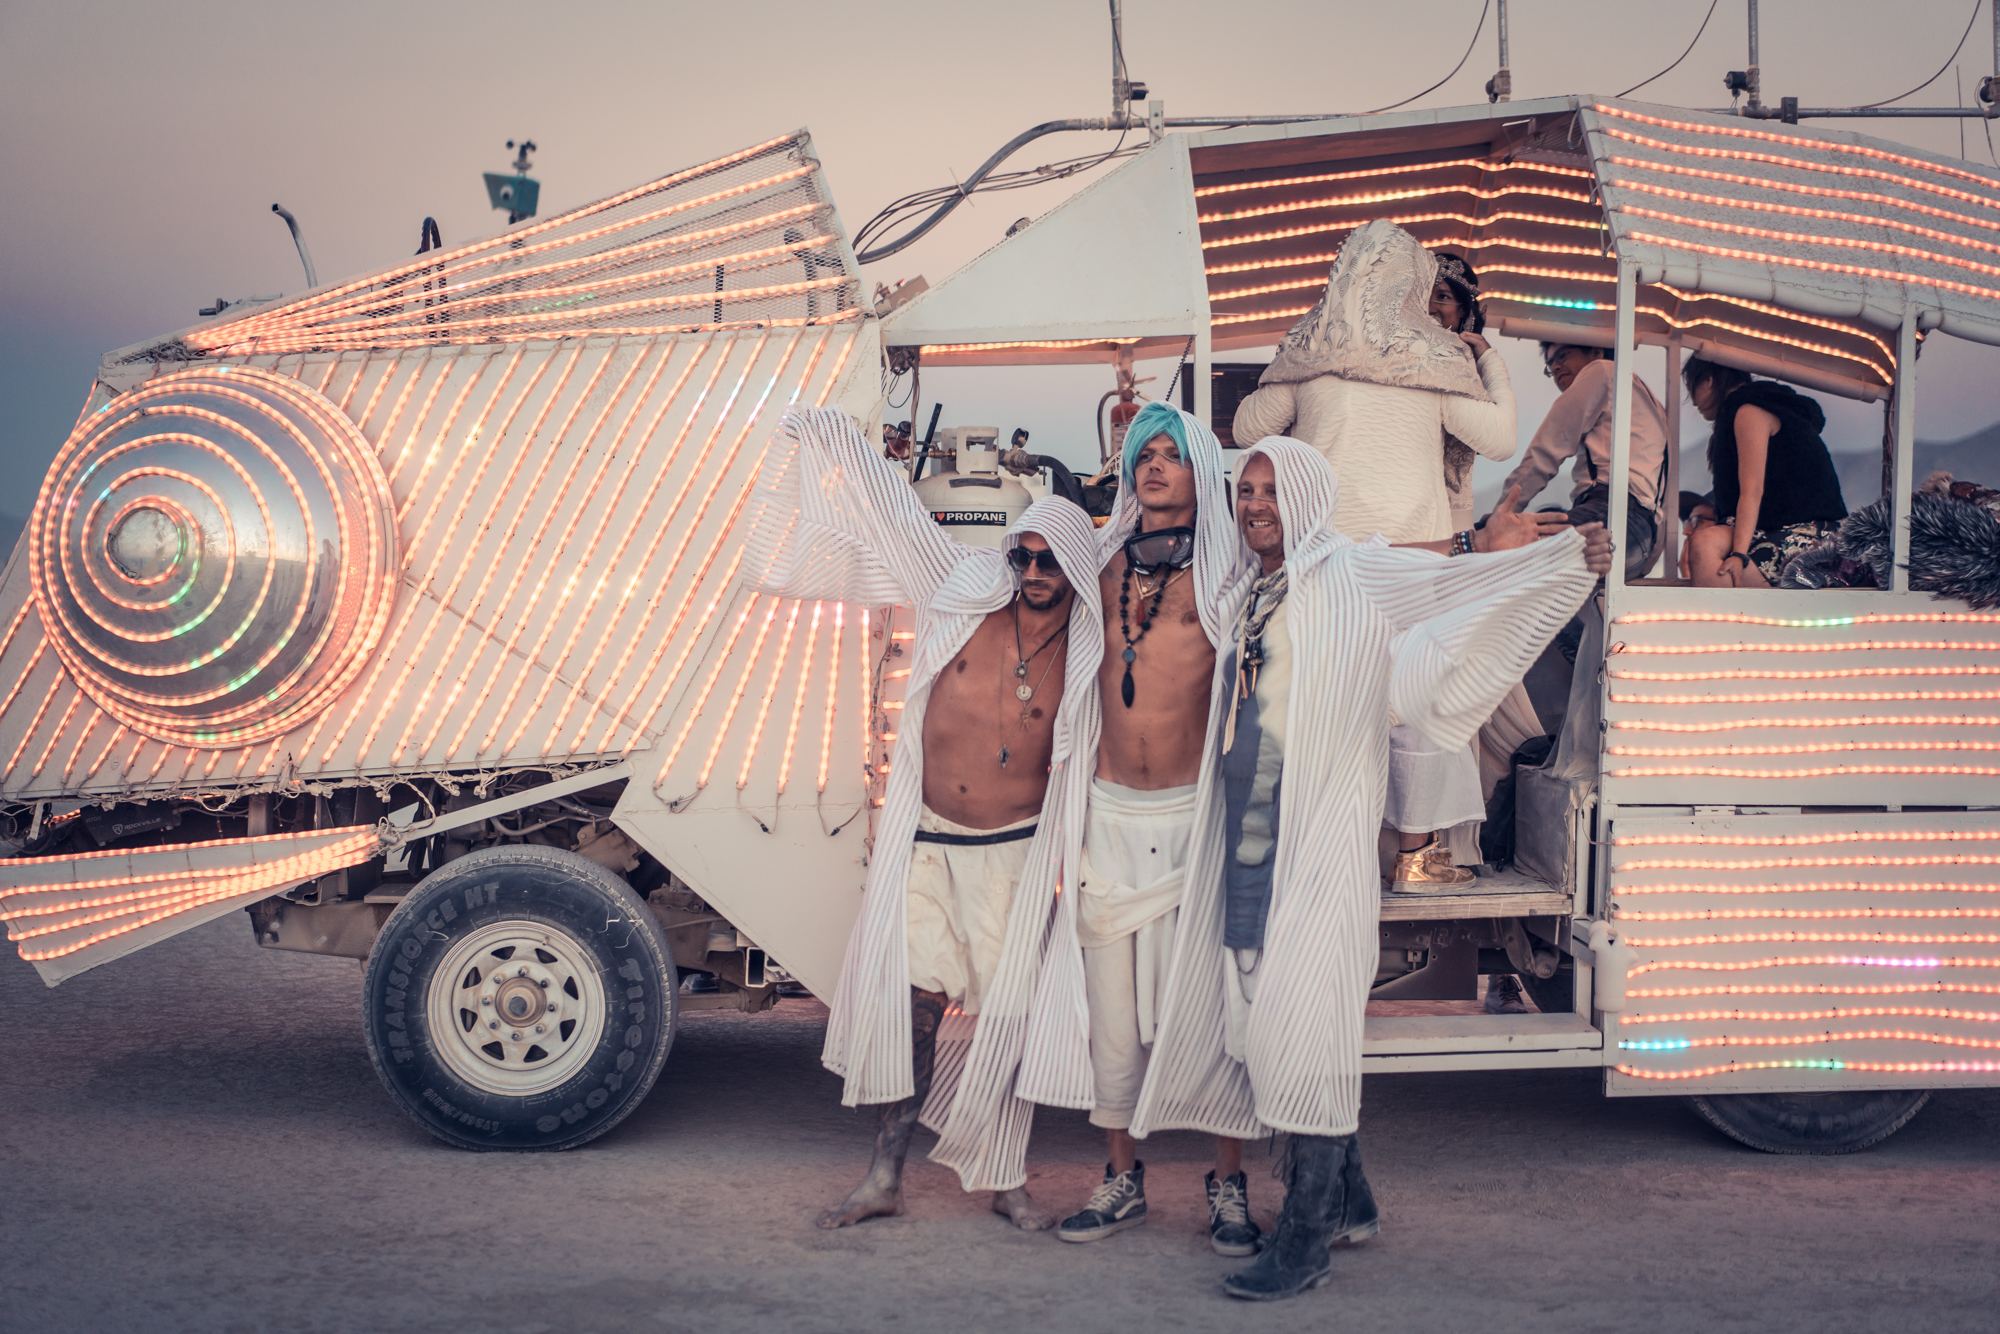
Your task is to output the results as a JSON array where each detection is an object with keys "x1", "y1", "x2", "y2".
[{"x1": 5, "y1": 0, "x2": 1997, "y2": 519}]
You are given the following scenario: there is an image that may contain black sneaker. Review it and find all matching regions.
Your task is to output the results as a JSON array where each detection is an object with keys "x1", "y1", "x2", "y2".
[
  {"x1": 1057, "y1": 1161, "x2": 1147, "y2": 1242},
  {"x1": 1484, "y1": 974, "x2": 1528, "y2": 1014},
  {"x1": 1207, "y1": 1170, "x2": 1261, "y2": 1257}
]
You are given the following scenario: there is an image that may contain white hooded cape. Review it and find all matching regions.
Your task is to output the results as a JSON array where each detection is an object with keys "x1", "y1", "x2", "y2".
[
  {"x1": 1129, "y1": 436, "x2": 1597, "y2": 1139},
  {"x1": 739, "y1": 407, "x2": 1103, "y2": 1191}
]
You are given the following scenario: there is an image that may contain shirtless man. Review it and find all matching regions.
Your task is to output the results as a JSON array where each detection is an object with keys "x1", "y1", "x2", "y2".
[
  {"x1": 743, "y1": 410, "x2": 1104, "y2": 1235},
  {"x1": 1056, "y1": 403, "x2": 1561, "y2": 1254}
]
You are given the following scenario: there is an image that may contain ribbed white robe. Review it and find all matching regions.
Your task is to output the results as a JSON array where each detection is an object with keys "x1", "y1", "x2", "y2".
[
  {"x1": 1129, "y1": 436, "x2": 1598, "y2": 1139},
  {"x1": 739, "y1": 407, "x2": 1103, "y2": 1190}
]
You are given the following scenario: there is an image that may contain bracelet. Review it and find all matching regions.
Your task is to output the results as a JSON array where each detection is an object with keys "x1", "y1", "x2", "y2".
[
  {"x1": 1449, "y1": 530, "x2": 1476, "y2": 557},
  {"x1": 1724, "y1": 550, "x2": 1752, "y2": 568}
]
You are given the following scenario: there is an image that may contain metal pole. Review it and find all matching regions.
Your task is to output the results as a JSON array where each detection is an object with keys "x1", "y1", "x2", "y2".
[
  {"x1": 1746, "y1": 0, "x2": 1762, "y2": 113},
  {"x1": 1110, "y1": 0, "x2": 1128, "y2": 115},
  {"x1": 1494, "y1": 0, "x2": 1511, "y2": 102},
  {"x1": 1891, "y1": 308, "x2": 1919, "y2": 594},
  {"x1": 1606, "y1": 260, "x2": 1638, "y2": 595}
]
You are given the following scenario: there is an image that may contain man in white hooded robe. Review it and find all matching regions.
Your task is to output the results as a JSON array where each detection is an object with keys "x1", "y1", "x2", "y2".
[
  {"x1": 1133, "y1": 436, "x2": 1609, "y2": 1300},
  {"x1": 740, "y1": 407, "x2": 1103, "y2": 1230}
]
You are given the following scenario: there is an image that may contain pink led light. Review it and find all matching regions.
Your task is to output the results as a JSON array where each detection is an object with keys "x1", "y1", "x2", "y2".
[
  {"x1": 382, "y1": 357, "x2": 455, "y2": 489},
  {"x1": 1619, "y1": 830, "x2": 2000, "y2": 847},
  {"x1": 1612, "y1": 666, "x2": 1999, "y2": 682},
  {"x1": 1616, "y1": 907, "x2": 2000, "y2": 923},
  {"x1": 1616, "y1": 611, "x2": 2000, "y2": 626},
  {"x1": 1622, "y1": 639, "x2": 2000, "y2": 656},
  {"x1": 1625, "y1": 955, "x2": 2000, "y2": 978},
  {"x1": 1625, "y1": 227, "x2": 2000, "y2": 304},
  {"x1": 1614, "y1": 713, "x2": 1999, "y2": 732},
  {"x1": 1201, "y1": 208, "x2": 1607, "y2": 252},
  {"x1": 656, "y1": 592, "x2": 761, "y2": 787},
  {"x1": 697, "y1": 598, "x2": 780, "y2": 789},
  {"x1": 1613, "y1": 689, "x2": 2000, "y2": 704},
  {"x1": 1199, "y1": 181, "x2": 1593, "y2": 226},
  {"x1": 778, "y1": 602, "x2": 823, "y2": 795},
  {"x1": 1614, "y1": 1059, "x2": 2000, "y2": 1080},
  {"x1": 1613, "y1": 176, "x2": 2000, "y2": 260},
  {"x1": 1605, "y1": 153, "x2": 2000, "y2": 238},
  {"x1": 1616, "y1": 881, "x2": 1998, "y2": 897},
  {"x1": 1640, "y1": 1030, "x2": 2000, "y2": 1052},
  {"x1": 816, "y1": 602, "x2": 842, "y2": 795},
  {"x1": 1620, "y1": 854, "x2": 2000, "y2": 870},
  {"x1": 920, "y1": 338, "x2": 1143, "y2": 355},
  {"x1": 1624, "y1": 1005, "x2": 2000, "y2": 1026},
  {"x1": 1627, "y1": 930, "x2": 2000, "y2": 948},
  {"x1": 738, "y1": 599, "x2": 803, "y2": 789},
  {"x1": 1610, "y1": 740, "x2": 2000, "y2": 758},
  {"x1": 1629, "y1": 980, "x2": 2000, "y2": 998},
  {"x1": 1611, "y1": 763, "x2": 2000, "y2": 779},
  {"x1": 858, "y1": 608, "x2": 872, "y2": 791}
]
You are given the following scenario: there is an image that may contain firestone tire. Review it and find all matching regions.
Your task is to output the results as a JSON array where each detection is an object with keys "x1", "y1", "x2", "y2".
[
  {"x1": 1687, "y1": 1090, "x2": 1930, "y2": 1155},
  {"x1": 361, "y1": 845, "x2": 676, "y2": 1152}
]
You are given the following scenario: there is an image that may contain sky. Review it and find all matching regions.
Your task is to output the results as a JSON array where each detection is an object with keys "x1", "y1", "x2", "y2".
[{"x1": 4, "y1": 0, "x2": 1998, "y2": 525}]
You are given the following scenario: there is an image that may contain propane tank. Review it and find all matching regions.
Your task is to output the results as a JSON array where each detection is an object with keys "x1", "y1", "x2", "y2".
[{"x1": 912, "y1": 426, "x2": 1032, "y2": 547}]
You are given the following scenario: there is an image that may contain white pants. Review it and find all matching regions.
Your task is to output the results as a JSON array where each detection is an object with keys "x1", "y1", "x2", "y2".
[
  {"x1": 906, "y1": 807, "x2": 1035, "y2": 1015},
  {"x1": 1384, "y1": 723, "x2": 1485, "y2": 834},
  {"x1": 1077, "y1": 779, "x2": 1195, "y2": 1130}
]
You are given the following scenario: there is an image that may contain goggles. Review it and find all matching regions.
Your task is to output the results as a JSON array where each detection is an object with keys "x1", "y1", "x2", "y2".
[
  {"x1": 1005, "y1": 545, "x2": 1065, "y2": 575},
  {"x1": 1122, "y1": 525, "x2": 1195, "y2": 575}
]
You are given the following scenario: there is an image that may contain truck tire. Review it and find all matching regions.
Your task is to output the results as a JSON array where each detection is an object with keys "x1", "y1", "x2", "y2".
[
  {"x1": 1687, "y1": 1090, "x2": 1930, "y2": 1155},
  {"x1": 361, "y1": 845, "x2": 676, "y2": 1151}
]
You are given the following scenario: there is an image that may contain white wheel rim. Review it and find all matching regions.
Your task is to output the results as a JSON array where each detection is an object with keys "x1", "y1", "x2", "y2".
[{"x1": 425, "y1": 918, "x2": 609, "y2": 1096}]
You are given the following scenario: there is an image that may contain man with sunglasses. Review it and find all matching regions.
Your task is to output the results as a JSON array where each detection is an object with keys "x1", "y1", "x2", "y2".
[
  {"x1": 1492, "y1": 342, "x2": 1670, "y2": 581},
  {"x1": 741, "y1": 408, "x2": 1104, "y2": 1235}
]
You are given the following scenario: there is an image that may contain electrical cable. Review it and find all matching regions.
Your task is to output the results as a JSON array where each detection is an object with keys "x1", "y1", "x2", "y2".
[
  {"x1": 852, "y1": 136, "x2": 1141, "y2": 257},
  {"x1": 1363, "y1": 0, "x2": 1490, "y2": 115},
  {"x1": 1857, "y1": 0, "x2": 1982, "y2": 108},
  {"x1": 1617, "y1": 0, "x2": 1719, "y2": 99}
]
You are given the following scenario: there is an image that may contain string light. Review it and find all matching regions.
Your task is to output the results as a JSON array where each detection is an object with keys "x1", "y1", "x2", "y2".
[
  {"x1": 1614, "y1": 1059, "x2": 2000, "y2": 1080},
  {"x1": 1193, "y1": 155, "x2": 1594, "y2": 199},
  {"x1": 655, "y1": 592, "x2": 759, "y2": 787},
  {"x1": 1625, "y1": 228, "x2": 2000, "y2": 304},
  {"x1": 1618, "y1": 881, "x2": 2000, "y2": 899},
  {"x1": 1624, "y1": 1005, "x2": 2000, "y2": 1026},
  {"x1": 919, "y1": 338, "x2": 1143, "y2": 355},
  {"x1": 1201, "y1": 208, "x2": 1608, "y2": 251},
  {"x1": 1613, "y1": 177, "x2": 2000, "y2": 260},
  {"x1": 1621, "y1": 1030, "x2": 2000, "y2": 1052},
  {"x1": 1626, "y1": 954, "x2": 2000, "y2": 977},
  {"x1": 697, "y1": 598, "x2": 780, "y2": 790},
  {"x1": 1612, "y1": 666, "x2": 1999, "y2": 682},
  {"x1": 1613, "y1": 689, "x2": 2000, "y2": 704},
  {"x1": 1629, "y1": 980, "x2": 2000, "y2": 998},
  {"x1": 1614, "y1": 713, "x2": 2000, "y2": 732},
  {"x1": 610, "y1": 546, "x2": 746, "y2": 761},
  {"x1": 738, "y1": 600, "x2": 802, "y2": 790},
  {"x1": 1616, "y1": 611, "x2": 2000, "y2": 627},
  {"x1": 1618, "y1": 829, "x2": 2000, "y2": 847},
  {"x1": 817, "y1": 602, "x2": 842, "y2": 795},
  {"x1": 1617, "y1": 907, "x2": 2000, "y2": 922},
  {"x1": 777, "y1": 602, "x2": 823, "y2": 796},
  {"x1": 1607, "y1": 152, "x2": 2000, "y2": 236},
  {"x1": 1199, "y1": 181, "x2": 1593, "y2": 225},
  {"x1": 1611, "y1": 763, "x2": 2000, "y2": 778},
  {"x1": 1203, "y1": 235, "x2": 1609, "y2": 277},
  {"x1": 1620, "y1": 854, "x2": 2000, "y2": 870},
  {"x1": 1622, "y1": 639, "x2": 2000, "y2": 656},
  {"x1": 1611, "y1": 740, "x2": 2000, "y2": 758},
  {"x1": 1628, "y1": 930, "x2": 2000, "y2": 949}
]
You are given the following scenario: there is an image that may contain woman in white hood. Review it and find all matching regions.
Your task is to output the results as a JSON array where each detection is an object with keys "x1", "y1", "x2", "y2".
[{"x1": 1232, "y1": 220, "x2": 1521, "y2": 890}]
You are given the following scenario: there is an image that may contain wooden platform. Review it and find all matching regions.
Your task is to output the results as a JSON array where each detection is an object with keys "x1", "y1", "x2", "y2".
[{"x1": 1377, "y1": 865, "x2": 1571, "y2": 921}]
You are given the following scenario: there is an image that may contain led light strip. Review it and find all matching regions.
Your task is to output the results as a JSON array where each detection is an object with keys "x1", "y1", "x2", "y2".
[
  {"x1": 696, "y1": 599, "x2": 780, "y2": 789},
  {"x1": 1620, "y1": 854, "x2": 2000, "y2": 870},
  {"x1": 1630, "y1": 980, "x2": 2000, "y2": 997},
  {"x1": 382, "y1": 358, "x2": 456, "y2": 489},
  {"x1": 1616, "y1": 907, "x2": 2000, "y2": 923},
  {"x1": 1614, "y1": 713, "x2": 2000, "y2": 731},
  {"x1": 859, "y1": 608, "x2": 874, "y2": 794},
  {"x1": 57, "y1": 705, "x2": 105, "y2": 786},
  {"x1": 1620, "y1": 639, "x2": 2000, "y2": 656},
  {"x1": 1628, "y1": 930, "x2": 2000, "y2": 949},
  {"x1": 1627, "y1": 954, "x2": 2000, "y2": 977},
  {"x1": 1616, "y1": 611, "x2": 2000, "y2": 626},
  {"x1": 1593, "y1": 105, "x2": 2000, "y2": 196},
  {"x1": 1193, "y1": 154, "x2": 1595, "y2": 199},
  {"x1": 1622, "y1": 1030, "x2": 2000, "y2": 1053},
  {"x1": 1612, "y1": 689, "x2": 2000, "y2": 704},
  {"x1": 5, "y1": 671, "x2": 70, "y2": 779},
  {"x1": 1655, "y1": 282, "x2": 1899, "y2": 365},
  {"x1": 656, "y1": 592, "x2": 761, "y2": 784},
  {"x1": 1624, "y1": 1005, "x2": 2000, "y2": 1025},
  {"x1": 1607, "y1": 152, "x2": 2000, "y2": 236},
  {"x1": 79, "y1": 721, "x2": 129, "y2": 786},
  {"x1": 1201, "y1": 208, "x2": 1608, "y2": 251},
  {"x1": 1611, "y1": 763, "x2": 2000, "y2": 779},
  {"x1": 817, "y1": 603, "x2": 843, "y2": 795},
  {"x1": 1612, "y1": 177, "x2": 2000, "y2": 260},
  {"x1": 1624, "y1": 228, "x2": 2000, "y2": 304},
  {"x1": 197, "y1": 141, "x2": 811, "y2": 337},
  {"x1": 1199, "y1": 181, "x2": 1593, "y2": 225},
  {"x1": 234, "y1": 313, "x2": 858, "y2": 358},
  {"x1": 391, "y1": 352, "x2": 503, "y2": 520},
  {"x1": 1203, "y1": 236, "x2": 1609, "y2": 277},
  {"x1": 737, "y1": 600, "x2": 803, "y2": 790},
  {"x1": 1616, "y1": 881, "x2": 1999, "y2": 897},
  {"x1": 30, "y1": 693, "x2": 85, "y2": 780},
  {"x1": 1611, "y1": 666, "x2": 1999, "y2": 681},
  {"x1": 777, "y1": 602, "x2": 822, "y2": 795},
  {"x1": 1619, "y1": 830, "x2": 2000, "y2": 847},
  {"x1": 1614, "y1": 1059, "x2": 2000, "y2": 1079},
  {"x1": 1618, "y1": 203, "x2": 2000, "y2": 283},
  {"x1": 919, "y1": 338, "x2": 1144, "y2": 354},
  {"x1": 1609, "y1": 740, "x2": 2000, "y2": 758}
]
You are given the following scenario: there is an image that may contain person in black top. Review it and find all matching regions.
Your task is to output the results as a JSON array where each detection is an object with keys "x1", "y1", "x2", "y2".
[{"x1": 1681, "y1": 357, "x2": 1848, "y2": 587}]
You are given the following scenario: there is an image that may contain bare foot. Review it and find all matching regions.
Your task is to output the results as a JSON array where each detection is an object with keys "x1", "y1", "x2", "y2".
[
  {"x1": 991, "y1": 1186, "x2": 1058, "y2": 1231},
  {"x1": 816, "y1": 1177, "x2": 903, "y2": 1229}
]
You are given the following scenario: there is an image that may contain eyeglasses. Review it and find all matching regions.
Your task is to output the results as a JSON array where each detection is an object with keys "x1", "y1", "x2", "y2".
[
  {"x1": 1005, "y1": 546, "x2": 1064, "y2": 575},
  {"x1": 1122, "y1": 525, "x2": 1195, "y2": 575},
  {"x1": 1542, "y1": 348, "x2": 1589, "y2": 377}
]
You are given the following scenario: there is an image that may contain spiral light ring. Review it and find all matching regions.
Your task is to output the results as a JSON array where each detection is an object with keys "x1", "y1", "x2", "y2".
[{"x1": 29, "y1": 365, "x2": 398, "y2": 749}]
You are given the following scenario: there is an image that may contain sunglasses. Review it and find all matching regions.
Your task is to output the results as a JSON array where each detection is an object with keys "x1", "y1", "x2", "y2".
[
  {"x1": 1122, "y1": 525, "x2": 1195, "y2": 575},
  {"x1": 1005, "y1": 546, "x2": 1065, "y2": 575}
]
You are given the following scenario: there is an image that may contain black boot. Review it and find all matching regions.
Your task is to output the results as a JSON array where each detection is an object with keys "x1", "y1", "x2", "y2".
[
  {"x1": 1326, "y1": 1133, "x2": 1379, "y2": 1246},
  {"x1": 1222, "y1": 1135, "x2": 1343, "y2": 1301}
]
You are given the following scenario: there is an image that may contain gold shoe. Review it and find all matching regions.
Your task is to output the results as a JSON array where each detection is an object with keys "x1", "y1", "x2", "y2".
[{"x1": 1388, "y1": 838, "x2": 1476, "y2": 891}]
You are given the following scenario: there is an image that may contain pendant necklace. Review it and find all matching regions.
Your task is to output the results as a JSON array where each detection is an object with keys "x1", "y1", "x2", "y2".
[
  {"x1": 1002, "y1": 596, "x2": 1071, "y2": 767},
  {"x1": 1116, "y1": 562, "x2": 1179, "y2": 709}
]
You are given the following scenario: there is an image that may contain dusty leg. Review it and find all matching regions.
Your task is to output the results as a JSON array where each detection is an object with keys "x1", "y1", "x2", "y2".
[
  {"x1": 816, "y1": 987, "x2": 947, "y2": 1228},
  {"x1": 991, "y1": 1186, "x2": 1059, "y2": 1230}
]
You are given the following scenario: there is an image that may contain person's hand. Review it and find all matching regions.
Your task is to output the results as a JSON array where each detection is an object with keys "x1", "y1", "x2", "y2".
[
  {"x1": 1474, "y1": 486, "x2": 1572, "y2": 552},
  {"x1": 1460, "y1": 332, "x2": 1492, "y2": 357},
  {"x1": 1733, "y1": 557, "x2": 1771, "y2": 589},
  {"x1": 1574, "y1": 521, "x2": 1615, "y2": 575}
]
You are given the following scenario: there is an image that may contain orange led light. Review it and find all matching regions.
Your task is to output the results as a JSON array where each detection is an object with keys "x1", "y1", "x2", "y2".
[
  {"x1": 1611, "y1": 763, "x2": 2000, "y2": 778},
  {"x1": 738, "y1": 599, "x2": 802, "y2": 789},
  {"x1": 858, "y1": 609, "x2": 873, "y2": 788},
  {"x1": 1622, "y1": 639, "x2": 2000, "y2": 656},
  {"x1": 1614, "y1": 1059, "x2": 2000, "y2": 1080},
  {"x1": 1610, "y1": 740, "x2": 2000, "y2": 758},
  {"x1": 1619, "y1": 830, "x2": 2000, "y2": 847},
  {"x1": 1608, "y1": 151, "x2": 2000, "y2": 236},
  {"x1": 6, "y1": 671, "x2": 68, "y2": 779},
  {"x1": 919, "y1": 338, "x2": 1143, "y2": 354},
  {"x1": 1618, "y1": 203, "x2": 2000, "y2": 283},
  {"x1": 1199, "y1": 181, "x2": 1593, "y2": 226},
  {"x1": 1615, "y1": 907, "x2": 2000, "y2": 923},
  {"x1": 697, "y1": 598, "x2": 780, "y2": 790},
  {"x1": 1616, "y1": 881, "x2": 1998, "y2": 897},
  {"x1": 1625, "y1": 228, "x2": 2000, "y2": 305},
  {"x1": 1626, "y1": 930, "x2": 2000, "y2": 948},
  {"x1": 1614, "y1": 714, "x2": 2000, "y2": 732},
  {"x1": 778, "y1": 602, "x2": 823, "y2": 796},
  {"x1": 1629, "y1": 1030, "x2": 2000, "y2": 1052},
  {"x1": 1620, "y1": 854, "x2": 2000, "y2": 870},
  {"x1": 1629, "y1": 981, "x2": 2000, "y2": 998},
  {"x1": 1624, "y1": 1005, "x2": 2000, "y2": 1026},
  {"x1": 81, "y1": 722, "x2": 129, "y2": 785},
  {"x1": 1612, "y1": 667, "x2": 1999, "y2": 682},
  {"x1": 1204, "y1": 237, "x2": 1609, "y2": 278},
  {"x1": 817, "y1": 602, "x2": 842, "y2": 795},
  {"x1": 1617, "y1": 611, "x2": 2000, "y2": 627},
  {"x1": 1613, "y1": 176, "x2": 2000, "y2": 259},
  {"x1": 1626, "y1": 955, "x2": 2000, "y2": 978},
  {"x1": 610, "y1": 547, "x2": 744, "y2": 760},
  {"x1": 57, "y1": 707, "x2": 103, "y2": 787},
  {"x1": 656, "y1": 593, "x2": 761, "y2": 788},
  {"x1": 1593, "y1": 105, "x2": 2000, "y2": 198},
  {"x1": 1193, "y1": 155, "x2": 1594, "y2": 200},
  {"x1": 1201, "y1": 208, "x2": 1608, "y2": 252}
]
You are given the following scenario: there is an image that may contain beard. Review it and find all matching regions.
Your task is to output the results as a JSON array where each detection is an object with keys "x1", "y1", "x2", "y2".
[{"x1": 1019, "y1": 581, "x2": 1071, "y2": 612}]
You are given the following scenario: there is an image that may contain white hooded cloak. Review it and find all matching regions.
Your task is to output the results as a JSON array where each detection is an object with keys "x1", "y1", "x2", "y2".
[
  {"x1": 1129, "y1": 436, "x2": 1597, "y2": 1139},
  {"x1": 740, "y1": 407, "x2": 1103, "y2": 1191}
]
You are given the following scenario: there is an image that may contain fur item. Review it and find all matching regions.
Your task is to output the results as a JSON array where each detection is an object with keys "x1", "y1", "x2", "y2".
[
  {"x1": 1778, "y1": 486, "x2": 2000, "y2": 609},
  {"x1": 1259, "y1": 221, "x2": 1491, "y2": 401}
]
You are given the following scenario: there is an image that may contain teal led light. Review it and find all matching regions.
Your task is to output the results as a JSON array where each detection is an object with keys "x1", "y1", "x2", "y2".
[
  {"x1": 1620, "y1": 1038, "x2": 1694, "y2": 1050},
  {"x1": 1501, "y1": 293, "x2": 1604, "y2": 310}
]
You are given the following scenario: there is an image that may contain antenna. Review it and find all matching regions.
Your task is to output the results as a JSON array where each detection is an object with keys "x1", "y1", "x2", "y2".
[
  {"x1": 269, "y1": 204, "x2": 317, "y2": 288},
  {"x1": 485, "y1": 141, "x2": 543, "y2": 224},
  {"x1": 1486, "y1": 0, "x2": 1512, "y2": 103}
]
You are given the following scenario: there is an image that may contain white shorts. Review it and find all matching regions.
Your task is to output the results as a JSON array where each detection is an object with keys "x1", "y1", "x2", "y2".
[
  {"x1": 1384, "y1": 723, "x2": 1485, "y2": 834},
  {"x1": 1078, "y1": 779, "x2": 1196, "y2": 1130},
  {"x1": 906, "y1": 807, "x2": 1036, "y2": 1015}
]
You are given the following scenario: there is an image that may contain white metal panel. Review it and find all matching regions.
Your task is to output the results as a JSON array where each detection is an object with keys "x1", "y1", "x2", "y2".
[{"x1": 1605, "y1": 811, "x2": 2000, "y2": 1096}]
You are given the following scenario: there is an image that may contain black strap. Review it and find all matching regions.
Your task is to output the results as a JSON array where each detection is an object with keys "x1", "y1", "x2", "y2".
[{"x1": 913, "y1": 823, "x2": 1038, "y2": 846}]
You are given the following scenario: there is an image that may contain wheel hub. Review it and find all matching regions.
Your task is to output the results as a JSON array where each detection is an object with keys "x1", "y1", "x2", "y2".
[{"x1": 426, "y1": 920, "x2": 608, "y2": 1096}]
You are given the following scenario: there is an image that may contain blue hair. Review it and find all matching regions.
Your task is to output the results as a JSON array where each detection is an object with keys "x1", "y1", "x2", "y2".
[{"x1": 1121, "y1": 401, "x2": 1189, "y2": 479}]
